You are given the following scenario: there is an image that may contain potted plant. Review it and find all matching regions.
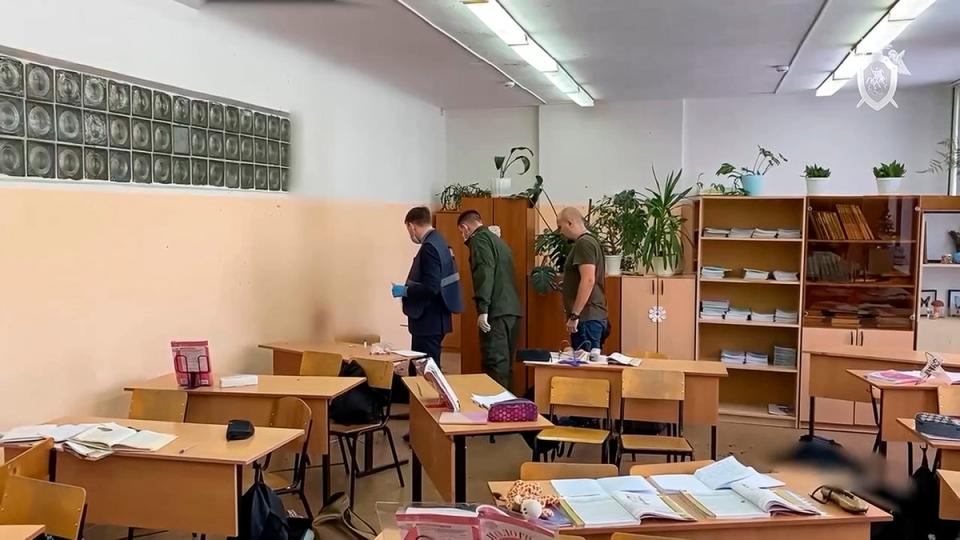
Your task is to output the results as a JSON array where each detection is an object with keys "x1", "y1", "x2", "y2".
[
  {"x1": 638, "y1": 168, "x2": 692, "y2": 277},
  {"x1": 716, "y1": 146, "x2": 788, "y2": 196},
  {"x1": 591, "y1": 190, "x2": 646, "y2": 276},
  {"x1": 493, "y1": 147, "x2": 533, "y2": 197},
  {"x1": 436, "y1": 182, "x2": 490, "y2": 211},
  {"x1": 803, "y1": 164, "x2": 831, "y2": 195},
  {"x1": 873, "y1": 160, "x2": 905, "y2": 194}
]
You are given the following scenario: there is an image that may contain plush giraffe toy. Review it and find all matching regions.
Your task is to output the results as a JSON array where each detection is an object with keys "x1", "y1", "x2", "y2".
[{"x1": 495, "y1": 480, "x2": 561, "y2": 519}]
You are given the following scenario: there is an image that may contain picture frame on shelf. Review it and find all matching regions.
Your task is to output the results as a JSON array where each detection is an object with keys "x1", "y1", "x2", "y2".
[
  {"x1": 920, "y1": 290, "x2": 937, "y2": 317},
  {"x1": 949, "y1": 290, "x2": 960, "y2": 317}
]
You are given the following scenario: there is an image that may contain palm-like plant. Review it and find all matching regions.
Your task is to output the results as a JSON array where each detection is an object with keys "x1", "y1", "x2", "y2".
[{"x1": 638, "y1": 168, "x2": 692, "y2": 272}]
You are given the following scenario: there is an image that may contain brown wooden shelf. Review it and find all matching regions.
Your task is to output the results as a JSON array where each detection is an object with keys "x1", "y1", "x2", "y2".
[
  {"x1": 805, "y1": 282, "x2": 915, "y2": 289},
  {"x1": 716, "y1": 362, "x2": 798, "y2": 374},
  {"x1": 807, "y1": 239, "x2": 916, "y2": 244},
  {"x1": 700, "y1": 278, "x2": 800, "y2": 286},
  {"x1": 719, "y1": 403, "x2": 797, "y2": 422},
  {"x1": 702, "y1": 237, "x2": 803, "y2": 243},
  {"x1": 698, "y1": 318, "x2": 799, "y2": 329}
]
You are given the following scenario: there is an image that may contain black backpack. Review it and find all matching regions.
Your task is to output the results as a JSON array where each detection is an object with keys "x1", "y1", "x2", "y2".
[
  {"x1": 329, "y1": 361, "x2": 390, "y2": 425},
  {"x1": 236, "y1": 465, "x2": 288, "y2": 540}
]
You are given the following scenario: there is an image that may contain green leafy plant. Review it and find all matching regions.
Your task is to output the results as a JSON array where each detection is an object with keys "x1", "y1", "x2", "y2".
[
  {"x1": 436, "y1": 182, "x2": 490, "y2": 211},
  {"x1": 873, "y1": 161, "x2": 906, "y2": 178},
  {"x1": 919, "y1": 140, "x2": 960, "y2": 175},
  {"x1": 716, "y1": 145, "x2": 788, "y2": 182},
  {"x1": 696, "y1": 172, "x2": 748, "y2": 196},
  {"x1": 638, "y1": 168, "x2": 692, "y2": 272},
  {"x1": 803, "y1": 164, "x2": 831, "y2": 178},
  {"x1": 591, "y1": 190, "x2": 647, "y2": 272},
  {"x1": 495, "y1": 147, "x2": 533, "y2": 178}
]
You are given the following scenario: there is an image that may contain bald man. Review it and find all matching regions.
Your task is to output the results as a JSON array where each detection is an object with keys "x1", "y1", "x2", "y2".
[{"x1": 557, "y1": 207, "x2": 608, "y2": 351}]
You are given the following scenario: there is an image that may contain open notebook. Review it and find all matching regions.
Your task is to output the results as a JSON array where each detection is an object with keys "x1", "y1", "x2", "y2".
[
  {"x1": 552, "y1": 476, "x2": 692, "y2": 526},
  {"x1": 650, "y1": 456, "x2": 784, "y2": 494},
  {"x1": 63, "y1": 422, "x2": 177, "y2": 460},
  {"x1": 684, "y1": 482, "x2": 822, "y2": 519}
]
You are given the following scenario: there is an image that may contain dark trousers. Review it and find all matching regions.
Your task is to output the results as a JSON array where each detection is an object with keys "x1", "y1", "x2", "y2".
[
  {"x1": 411, "y1": 334, "x2": 444, "y2": 369},
  {"x1": 480, "y1": 315, "x2": 519, "y2": 390},
  {"x1": 571, "y1": 319, "x2": 609, "y2": 351}
]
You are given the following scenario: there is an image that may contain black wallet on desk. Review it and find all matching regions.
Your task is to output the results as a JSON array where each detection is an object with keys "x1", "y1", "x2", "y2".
[{"x1": 226, "y1": 419, "x2": 255, "y2": 441}]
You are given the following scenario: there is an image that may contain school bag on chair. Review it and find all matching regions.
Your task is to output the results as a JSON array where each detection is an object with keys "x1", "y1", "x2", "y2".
[
  {"x1": 236, "y1": 464, "x2": 289, "y2": 540},
  {"x1": 311, "y1": 492, "x2": 376, "y2": 540}
]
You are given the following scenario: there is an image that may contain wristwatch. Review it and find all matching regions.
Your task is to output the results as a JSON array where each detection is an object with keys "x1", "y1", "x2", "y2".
[{"x1": 567, "y1": 313, "x2": 581, "y2": 321}]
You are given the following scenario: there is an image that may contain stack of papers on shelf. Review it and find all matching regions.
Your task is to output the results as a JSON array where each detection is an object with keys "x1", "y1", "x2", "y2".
[
  {"x1": 220, "y1": 374, "x2": 259, "y2": 388},
  {"x1": 725, "y1": 307, "x2": 751, "y2": 321},
  {"x1": 703, "y1": 227, "x2": 731, "y2": 238},
  {"x1": 729, "y1": 228, "x2": 756, "y2": 238},
  {"x1": 752, "y1": 228, "x2": 778, "y2": 239},
  {"x1": 743, "y1": 268, "x2": 770, "y2": 280},
  {"x1": 700, "y1": 266, "x2": 730, "y2": 279},
  {"x1": 720, "y1": 350, "x2": 746, "y2": 365},
  {"x1": 700, "y1": 299, "x2": 730, "y2": 319},
  {"x1": 773, "y1": 346, "x2": 798, "y2": 367},
  {"x1": 65, "y1": 422, "x2": 177, "y2": 461},
  {"x1": 745, "y1": 352, "x2": 769, "y2": 366},
  {"x1": 470, "y1": 391, "x2": 515, "y2": 409},
  {"x1": 768, "y1": 404, "x2": 794, "y2": 416},
  {"x1": 774, "y1": 309, "x2": 799, "y2": 324},
  {"x1": 776, "y1": 229, "x2": 802, "y2": 239},
  {"x1": 772, "y1": 270, "x2": 800, "y2": 282},
  {"x1": 751, "y1": 311, "x2": 775, "y2": 323}
]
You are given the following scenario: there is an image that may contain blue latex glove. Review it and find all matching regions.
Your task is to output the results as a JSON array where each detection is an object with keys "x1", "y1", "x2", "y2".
[{"x1": 391, "y1": 283, "x2": 407, "y2": 298}]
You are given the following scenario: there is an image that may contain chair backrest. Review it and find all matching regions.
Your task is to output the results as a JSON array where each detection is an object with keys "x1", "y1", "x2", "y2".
[
  {"x1": 549, "y1": 377, "x2": 610, "y2": 409},
  {"x1": 939, "y1": 386, "x2": 960, "y2": 416},
  {"x1": 519, "y1": 462, "x2": 618, "y2": 481},
  {"x1": 629, "y1": 460, "x2": 714, "y2": 476},
  {"x1": 628, "y1": 351, "x2": 669, "y2": 360},
  {"x1": 622, "y1": 369, "x2": 684, "y2": 401},
  {"x1": 128, "y1": 388, "x2": 188, "y2": 422},
  {"x1": 4, "y1": 439, "x2": 54, "y2": 482},
  {"x1": 0, "y1": 475, "x2": 86, "y2": 539},
  {"x1": 336, "y1": 334, "x2": 381, "y2": 346},
  {"x1": 611, "y1": 534, "x2": 686, "y2": 540},
  {"x1": 300, "y1": 351, "x2": 343, "y2": 377},
  {"x1": 352, "y1": 357, "x2": 395, "y2": 390},
  {"x1": 270, "y1": 396, "x2": 312, "y2": 455}
]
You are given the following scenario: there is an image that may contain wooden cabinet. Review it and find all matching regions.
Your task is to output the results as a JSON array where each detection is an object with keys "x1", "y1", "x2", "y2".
[
  {"x1": 621, "y1": 275, "x2": 695, "y2": 359},
  {"x1": 859, "y1": 329, "x2": 913, "y2": 350}
]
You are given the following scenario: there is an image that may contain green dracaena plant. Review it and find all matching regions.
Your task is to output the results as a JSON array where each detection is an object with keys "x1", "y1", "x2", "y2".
[
  {"x1": 803, "y1": 164, "x2": 831, "y2": 178},
  {"x1": 873, "y1": 161, "x2": 906, "y2": 178}
]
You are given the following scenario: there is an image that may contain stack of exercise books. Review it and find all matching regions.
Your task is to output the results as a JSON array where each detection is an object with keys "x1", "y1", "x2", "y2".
[
  {"x1": 720, "y1": 350, "x2": 746, "y2": 365},
  {"x1": 703, "y1": 227, "x2": 731, "y2": 238},
  {"x1": 700, "y1": 299, "x2": 730, "y2": 319},
  {"x1": 745, "y1": 352, "x2": 769, "y2": 366},
  {"x1": 773, "y1": 346, "x2": 798, "y2": 368},
  {"x1": 774, "y1": 309, "x2": 799, "y2": 324},
  {"x1": 0, "y1": 422, "x2": 177, "y2": 461},
  {"x1": 751, "y1": 311, "x2": 775, "y2": 323},
  {"x1": 752, "y1": 228, "x2": 778, "y2": 239},
  {"x1": 772, "y1": 270, "x2": 799, "y2": 282},
  {"x1": 700, "y1": 266, "x2": 730, "y2": 279},
  {"x1": 729, "y1": 228, "x2": 755, "y2": 238},
  {"x1": 725, "y1": 306, "x2": 751, "y2": 321},
  {"x1": 551, "y1": 476, "x2": 693, "y2": 527},
  {"x1": 776, "y1": 228, "x2": 802, "y2": 239},
  {"x1": 743, "y1": 268, "x2": 770, "y2": 280}
]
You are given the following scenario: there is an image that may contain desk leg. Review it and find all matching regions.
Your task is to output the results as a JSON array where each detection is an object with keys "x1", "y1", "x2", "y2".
[
  {"x1": 411, "y1": 452, "x2": 422, "y2": 503},
  {"x1": 454, "y1": 436, "x2": 467, "y2": 503},
  {"x1": 363, "y1": 432, "x2": 374, "y2": 472},
  {"x1": 808, "y1": 396, "x2": 815, "y2": 438},
  {"x1": 710, "y1": 425, "x2": 717, "y2": 460},
  {"x1": 322, "y1": 454, "x2": 331, "y2": 504},
  {"x1": 878, "y1": 392, "x2": 887, "y2": 457}
]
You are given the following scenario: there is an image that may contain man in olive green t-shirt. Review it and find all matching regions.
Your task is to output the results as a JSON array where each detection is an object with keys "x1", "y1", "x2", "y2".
[
  {"x1": 558, "y1": 207, "x2": 608, "y2": 350},
  {"x1": 458, "y1": 210, "x2": 523, "y2": 389}
]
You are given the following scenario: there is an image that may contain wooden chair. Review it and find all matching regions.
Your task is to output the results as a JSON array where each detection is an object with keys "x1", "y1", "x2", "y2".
[
  {"x1": 300, "y1": 351, "x2": 343, "y2": 376},
  {"x1": 336, "y1": 333, "x2": 381, "y2": 345},
  {"x1": 939, "y1": 386, "x2": 960, "y2": 415},
  {"x1": 331, "y1": 358, "x2": 405, "y2": 506},
  {"x1": 128, "y1": 388, "x2": 188, "y2": 422},
  {"x1": 617, "y1": 369, "x2": 693, "y2": 466},
  {"x1": 628, "y1": 351, "x2": 669, "y2": 360},
  {"x1": 535, "y1": 377, "x2": 613, "y2": 463},
  {"x1": 629, "y1": 460, "x2": 715, "y2": 476},
  {"x1": 520, "y1": 462, "x2": 618, "y2": 480},
  {"x1": 5, "y1": 438, "x2": 54, "y2": 480},
  {"x1": 611, "y1": 533, "x2": 688, "y2": 540},
  {"x1": 264, "y1": 396, "x2": 313, "y2": 517},
  {"x1": 0, "y1": 475, "x2": 86, "y2": 540}
]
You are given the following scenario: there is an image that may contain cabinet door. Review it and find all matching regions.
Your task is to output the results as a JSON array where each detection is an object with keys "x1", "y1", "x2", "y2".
[
  {"x1": 859, "y1": 329, "x2": 914, "y2": 351},
  {"x1": 657, "y1": 277, "x2": 696, "y2": 359},
  {"x1": 799, "y1": 327, "x2": 856, "y2": 424},
  {"x1": 620, "y1": 277, "x2": 658, "y2": 356}
]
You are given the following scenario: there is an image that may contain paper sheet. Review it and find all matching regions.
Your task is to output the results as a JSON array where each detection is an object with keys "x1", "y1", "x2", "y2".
[
  {"x1": 596, "y1": 475, "x2": 657, "y2": 494},
  {"x1": 551, "y1": 478, "x2": 604, "y2": 498},
  {"x1": 694, "y1": 455, "x2": 753, "y2": 490},
  {"x1": 649, "y1": 474, "x2": 714, "y2": 494},
  {"x1": 563, "y1": 494, "x2": 638, "y2": 526},
  {"x1": 470, "y1": 391, "x2": 515, "y2": 409},
  {"x1": 392, "y1": 350, "x2": 426, "y2": 358}
]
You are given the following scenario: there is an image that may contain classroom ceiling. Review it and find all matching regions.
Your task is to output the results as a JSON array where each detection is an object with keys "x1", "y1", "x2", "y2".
[{"x1": 193, "y1": 0, "x2": 960, "y2": 107}]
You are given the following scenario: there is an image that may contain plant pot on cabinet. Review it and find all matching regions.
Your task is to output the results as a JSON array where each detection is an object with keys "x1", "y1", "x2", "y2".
[
  {"x1": 741, "y1": 174, "x2": 765, "y2": 196},
  {"x1": 605, "y1": 254, "x2": 623, "y2": 276},
  {"x1": 806, "y1": 177, "x2": 829, "y2": 195},
  {"x1": 492, "y1": 176, "x2": 511, "y2": 197},
  {"x1": 649, "y1": 256, "x2": 677, "y2": 277},
  {"x1": 875, "y1": 177, "x2": 902, "y2": 194}
]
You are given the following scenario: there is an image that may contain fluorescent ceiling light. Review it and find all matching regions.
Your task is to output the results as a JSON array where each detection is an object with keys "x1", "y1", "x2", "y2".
[
  {"x1": 834, "y1": 53, "x2": 868, "y2": 80},
  {"x1": 889, "y1": 0, "x2": 937, "y2": 20},
  {"x1": 464, "y1": 0, "x2": 527, "y2": 46},
  {"x1": 510, "y1": 42, "x2": 558, "y2": 72},
  {"x1": 544, "y1": 69, "x2": 578, "y2": 93},
  {"x1": 816, "y1": 76, "x2": 848, "y2": 97},
  {"x1": 855, "y1": 17, "x2": 911, "y2": 54},
  {"x1": 567, "y1": 88, "x2": 594, "y2": 107}
]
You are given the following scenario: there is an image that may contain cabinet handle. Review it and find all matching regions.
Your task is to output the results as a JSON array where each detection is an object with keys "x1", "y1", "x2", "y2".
[
  {"x1": 660, "y1": 280, "x2": 664, "y2": 295},
  {"x1": 849, "y1": 331, "x2": 854, "y2": 345},
  {"x1": 651, "y1": 280, "x2": 655, "y2": 295},
  {"x1": 859, "y1": 331, "x2": 864, "y2": 347}
]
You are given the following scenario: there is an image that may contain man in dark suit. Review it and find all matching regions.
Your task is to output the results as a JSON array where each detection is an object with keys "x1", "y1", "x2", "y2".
[{"x1": 392, "y1": 206, "x2": 463, "y2": 368}]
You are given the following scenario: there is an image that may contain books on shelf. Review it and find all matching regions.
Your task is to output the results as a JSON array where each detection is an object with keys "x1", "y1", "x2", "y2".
[
  {"x1": 768, "y1": 404, "x2": 794, "y2": 416},
  {"x1": 745, "y1": 352, "x2": 769, "y2": 366},
  {"x1": 776, "y1": 228, "x2": 801, "y2": 239},
  {"x1": 836, "y1": 204, "x2": 875, "y2": 240},
  {"x1": 751, "y1": 311, "x2": 775, "y2": 323},
  {"x1": 700, "y1": 298, "x2": 729, "y2": 320},
  {"x1": 811, "y1": 210, "x2": 846, "y2": 240},
  {"x1": 774, "y1": 309, "x2": 798, "y2": 324},
  {"x1": 729, "y1": 228, "x2": 755, "y2": 238},
  {"x1": 772, "y1": 270, "x2": 799, "y2": 282},
  {"x1": 720, "y1": 350, "x2": 746, "y2": 365},
  {"x1": 725, "y1": 307, "x2": 751, "y2": 321},
  {"x1": 773, "y1": 346, "x2": 798, "y2": 367},
  {"x1": 700, "y1": 266, "x2": 730, "y2": 279},
  {"x1": 703, "y1": 227, "x2": 731, "y2": 238},
  {"x1": 743, "y1": 268, "x2": 770, "y2": 280},
  {"x1": 752, "y1": 228, "x2": 778, "y2": 239}
]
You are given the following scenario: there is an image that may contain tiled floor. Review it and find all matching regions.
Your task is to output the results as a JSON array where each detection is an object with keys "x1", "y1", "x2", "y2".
[{"x1": 86, "y1": 352, "x2": 916, "y2": 539}]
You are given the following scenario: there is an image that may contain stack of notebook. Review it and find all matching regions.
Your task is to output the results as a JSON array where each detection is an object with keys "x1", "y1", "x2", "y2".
[
  {"x1": 743, "y1": 268, "x2": 770, "y2": 280},
  {"x1": 700, "y1": 266, "x2": 730, "y2": 279},
  {"x1": 729, "y1": 228, "x2": 755, "y2": 238},
  {"x1": 700, "y1": 299, "x2": 730, "y2": 319},
  {"x1": 776, "y1": 229, "x2": 802, "y2": 239},
  {"x1": 720, "y1": 350, "x2": 746, "y2": 365},
  {"x1": 772, "y1": 270, "x2": 799, "y2": 282},
  {"x1": 703, "y1": 228, "x2": 731, "y2": 238},
  {"x1": 774, "y1": 309, "x2": 799, "y2": 324},
  {"x1": 752, "y1": 228, "x2": 778, "y2": 239},
  {"x1": 745, "y1": 352, "x2": 769, "y2": 366},
  {"x1": 725, "y1": 307, "x2": 751, "y2": 321},
  {"x1": 773, "y1": 346, "x2": 798, "y2": 368},
  {"x1": 551, "y1": 476, "x2": 693, "y2": 527},
  {"x1": 751, "y1": 311, "x2": 775, "y2": 323}
]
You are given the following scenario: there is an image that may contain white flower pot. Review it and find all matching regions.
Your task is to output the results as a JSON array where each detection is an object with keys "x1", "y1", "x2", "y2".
[
  {"x1": 605, "y1": 254, "x2": 623, "y2": 276},
  {"x1": 650, "y1": 256, "x2": 677, "y2": 277},
  {"x1": 492, "y1": 176, "x2": 511, "y2": 197},
  {"x1": 806, "y1": 177, "x2": 830, "y2": 195},
  {"x1": 876, "y1": 177, "x2": 902, "y2": 194}
]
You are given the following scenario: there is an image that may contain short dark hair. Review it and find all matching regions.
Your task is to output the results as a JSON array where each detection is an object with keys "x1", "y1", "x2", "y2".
[
  {"x1": 457, "y1": 210, "x2": 483, "y2": 226},
  {"x1": 404, "y1": 206, "x2": 431, "y2": 226}
]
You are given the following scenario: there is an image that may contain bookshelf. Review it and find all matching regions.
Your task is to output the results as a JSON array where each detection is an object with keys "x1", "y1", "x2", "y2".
[
  {"x1": 696, "y1": 196, "x2": 806, "y2": 427},
  {"x1": 916, "y1": 196, "x2": 960, "y2": 353}
]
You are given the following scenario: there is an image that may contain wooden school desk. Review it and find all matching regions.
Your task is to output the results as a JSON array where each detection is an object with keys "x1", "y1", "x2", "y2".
[
  {"x1": 124, "y1": 373, "x2": 362, "y2": 500},
  {"x1": 897, "y1": 418, "x2": 960, "y2": 520},
  {"x1": 1, "y1": 417, "x2": 301, "y2": 537},
  {"x1": 402, "y1": 373, "x2": 553, "y2": 503},
  {"x1": 0, "y1": 525, "x2": 45, "y2": 540},
  {"x1": 806, "y1": 345, "x2": 960, "y2": 438},
  {"x1": 526, "y1": 359, "x2": 727, "y2": 459},
  {"x1": 259, "y1": 341, "x2": 416, "y2": 376},
  {"x1": 486, "y1": 470, "x2": 889, "y2": 540}
]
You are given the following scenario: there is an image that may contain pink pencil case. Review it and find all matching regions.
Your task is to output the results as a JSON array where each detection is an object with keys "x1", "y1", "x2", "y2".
[{"x1": 488, "y1": 399, "x2": 538, "y2": 422}]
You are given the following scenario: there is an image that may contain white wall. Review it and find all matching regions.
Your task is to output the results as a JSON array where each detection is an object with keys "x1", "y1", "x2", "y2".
[
  {"x1": 2, "y1": 0, "x2": 445, "y2": 203},
  {"x1": 539, "y1": 101, "x2": 685, "y2": 202},
  {"x1": 444, "y1": 107, "x2": 539, "y2": 195}
]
